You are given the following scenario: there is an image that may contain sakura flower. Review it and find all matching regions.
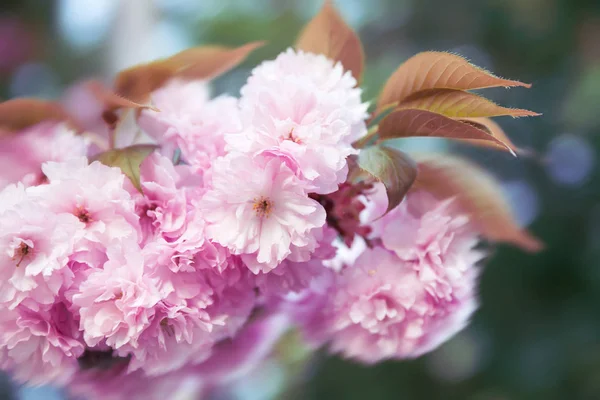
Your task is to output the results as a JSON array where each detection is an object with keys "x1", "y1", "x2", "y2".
[
  {"x1": 0, "y1": 182, "x2": 28, "y2": 213},
  {"x1": 201, "y1": 153, "x2": 326, "y2": 273},
  {"x1": 137, "y1": 244, "x2": 226, "y2": 375},
  {"x1": 201, "y1": 264, "x2": 256, "y2": 340},
  {"x1": 125, "y1": 262, "x2": 255, "y2": 376},
  {"x1": 0, "y1": 122, "x2": 88, "y2": 190},
  {"x1": 0, "y1": 301, "x2": 84, "y2": 385},
  {"x1": 255, "y1": 226, "x2": 336, "y2": 297},
  {"x1": 124, "y1": 301, "x2": 220, "y2": 376},
  {"x1": 136, "y1": 152, "x2": 191, "y2": 243},
  {"x1": 0, "y1": 196, "x2": 81, "y2": 308},
  {"x1": 32, "y1": 157, "x2": 140, "y2": 248},
  {"x1": 240, "y1": 48, "x2": 368, "y2": 144},
  {"x1": 137, "y1": 208, "x2": 256, "y2": 375},
  {"x1": 72, "y1": 244, "x2": 160, "y2": 350},
  {"x1": 124, "y1": 271, "x2": 255, "y2": 375},
  {"x1": 176, "y1": 95, "x2": 241, "y2": 169},
  {"x1": 302, "y1": 245, "x2": 479, "y2": 363},
  {"x1": 227, "y1": 49, "x2": 369, "y2": 193},
  {"x1": 254, "y1": 258, "x2": 327, "y2": 297},
  {"x1": 139, "y1": 78, "x2": 241, "y2": 169},
  {"x1": 374, "y1": 191, "x2": 484, "y2": 301}
]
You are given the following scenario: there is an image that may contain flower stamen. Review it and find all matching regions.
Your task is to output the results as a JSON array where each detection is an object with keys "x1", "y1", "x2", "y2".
[
  {"x1": 283, "y1": 128, "x2": 301, "y2": 144},
  {"x1": 252, "y1": 196, "x2": 274, "y2": 218},
  {"x1": 75, "y1": 206, "x2": 92, "y2": 224},
  {"x1": 160, "y1": 318, "x2": 175, "y2": 337},
  {"x1": 14, "y1": 242, "x2": 30, "y2": 268}
]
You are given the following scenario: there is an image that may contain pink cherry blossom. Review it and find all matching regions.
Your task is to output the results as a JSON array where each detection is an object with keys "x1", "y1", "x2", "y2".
[
  {"x1": 33, "y1": 157, "x2": 140, "y2": 247},
  {"x1": 124, "y1": 300, "x2": 220, "y2": 376},
  {"x1": 0, "y1": 194, "x2": 81, "y2": 309},
  {"x1": 302, "y1": 245, "x2": 479, "y2": 363},
  {"x1": 374, "y1": 191, "x2": 484, "y2": 302},
  {"x1": 0, "y1": 41, "x2": 507, "y2": 393},
  {"x1": 254, "y1": 259, "x2": 326, "y2": 298},
  {"x1": 201, "y1": 153, "x2": 326, "y2": 273},
  {"x1": 255, "y1": 226, "x2": 336, "y2": 297},
  {"x1": 0, "y1": 300, "x2": 84, "y2": 385},
  {"x1": 137, "y1": 199, "x2": 256, "y2": 375},
  {"x1": 72, "y1": 244, "x2": 161, "y2": 350},
  {"x1": 136, "y1": 152, "x2": 191, "y2": 243},
  {"x1": 294, "y1": 188, "x2": 484, "y2": 363},
  {"x1": 226, "y1": 49, "x2": 368, "y2": 194},
  {"x1": 134, "y1": 238, "x2": 255, "y2": 376},
  {"x1": 0, "y1": 122, "x2": 89, "y2": 190},
  {"x1": 139, "y1": 78, "x2": 241, "y2": 169},
  {"x1": 240, "y1": 48, "x2": 368, "y2": 144}
]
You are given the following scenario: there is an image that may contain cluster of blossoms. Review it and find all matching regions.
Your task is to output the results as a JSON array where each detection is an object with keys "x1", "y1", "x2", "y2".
[
  {"x1": 0, "y1": 48, "x2": 484, "y2": 398},
  {"x1": 0, "y1": 2, "x2": 541, "y2": 395}
]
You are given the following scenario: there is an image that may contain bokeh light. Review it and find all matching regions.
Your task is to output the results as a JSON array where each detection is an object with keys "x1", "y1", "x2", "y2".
[
  {"x1": 57, "y1": 0, "x2": 117, "y2": 51},
  {"x1": 545, "y1": 134, "x2": 595, "y2": 187}
]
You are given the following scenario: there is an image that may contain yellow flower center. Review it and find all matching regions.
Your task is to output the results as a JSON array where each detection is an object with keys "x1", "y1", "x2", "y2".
[
  {"x1": 253, "y1": 196, "x2": 273, "y2": 218},
  {"x1": 283, "y1": 128, "x2": 301, "y2": 144}
]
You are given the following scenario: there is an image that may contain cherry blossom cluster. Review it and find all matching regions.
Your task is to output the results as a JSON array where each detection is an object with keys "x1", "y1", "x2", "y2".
[{"x1": 0, "y1": 49, "x2": 483, "y2": 398}]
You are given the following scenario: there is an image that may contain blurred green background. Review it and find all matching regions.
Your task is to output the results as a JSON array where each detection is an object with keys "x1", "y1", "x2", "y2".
[{"x1": 0, "y1": 0, "x2": 599, "y2": 399}]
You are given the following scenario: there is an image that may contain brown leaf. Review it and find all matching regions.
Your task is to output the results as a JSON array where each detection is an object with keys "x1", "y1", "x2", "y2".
[
  {"x1": 398, "y1": 89, "x2": 540, "y2": 118},
  {"x1": 455, "y1": 117, "x2": 521, "y2": 153},
  {"x1": 171, "y1": 42, "x2": 265, "y2": 79},
  {"x1": 377, "y1": 52, "x2": 532, "y2": 112},
  {"x1": 411, "y1": 153, "x2": 543, "y2": 252},
  {"x1": 114, "y1": 42, "x2": 264, "y2": 104},
  {"x1": 86, "y1": 80, "x2": 158, "y2": 111},
  {"x1": 296, "y1": 0, "x2": 364, "y2": 82},
  {"x1": 0, "y1": 98, "x2": 71, "y2": 134},
  {"x1": 92, "y1": 144, "x2": 158, "y2": 192},
  {"x1": 113, "y1": 62, "x2": 174, "y2": 104},
  {"x1": 378, "y1": 108, "x2": 516, "y2": 154},
  {"x1": 357, "y1": 145, "x2": 417, "y2": 214}
]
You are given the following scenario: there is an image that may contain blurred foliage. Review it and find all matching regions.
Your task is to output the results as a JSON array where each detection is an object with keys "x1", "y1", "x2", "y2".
[{"x1": 0, "y1": 0, "x2": 599, "y2": 399}]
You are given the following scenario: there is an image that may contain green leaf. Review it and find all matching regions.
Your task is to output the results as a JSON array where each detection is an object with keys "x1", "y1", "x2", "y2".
[
  {"x1": 357, "y1": 145, "x2": 417, "y2": 214},
  {"x1": 93, "y1": 145, "x2": 158, "y2": 192}
]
